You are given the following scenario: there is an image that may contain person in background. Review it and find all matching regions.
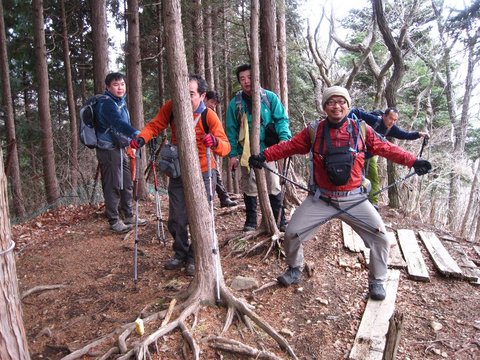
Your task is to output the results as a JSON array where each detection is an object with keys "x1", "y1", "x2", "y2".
[
  {"x1": 249, "y1": 86, "x2": 432, "y2": 300},
  {"x1": 205, "y1": 90, "x2": 237, "y2": 208},
  {"x1": 129, "y1": 75, "x2": 230, "y2": 276},
  {"x1": 94, "y1": 72, "x2": 148, "y2": 233},
  {"x1": 226, "y1": 64, "x2": 291, "y2": 232},
  {"x1": 349, "y1": 107, "x2": 429, "y2": 209}
]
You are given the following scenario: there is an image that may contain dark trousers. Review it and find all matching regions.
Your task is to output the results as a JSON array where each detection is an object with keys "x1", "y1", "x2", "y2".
[
  {"x1": 215, "y1": 170, "x2": 230, "y2": 202},
  {"x1": 167, "y1": 171, "x2": 217, "y2": 263},
  {"x1": 96, "y1": 148, "x2": 134, "y2": 225}
]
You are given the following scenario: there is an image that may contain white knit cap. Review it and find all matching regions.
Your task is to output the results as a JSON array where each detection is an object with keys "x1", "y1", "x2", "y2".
[{"x1": 322, "y1": 86, "x2": 351, "y2": 108}]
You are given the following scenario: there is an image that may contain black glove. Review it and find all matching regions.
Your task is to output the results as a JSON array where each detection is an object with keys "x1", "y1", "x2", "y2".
[
  {"x1": 130, "y1": 137, "x2": 145, "y2": 149},
  {"x1": 249, "y1": 153, "x2": 267, "y2": 169},
  {"x1": 413, "y1": 159, "x2": 432, "y2": 176}
]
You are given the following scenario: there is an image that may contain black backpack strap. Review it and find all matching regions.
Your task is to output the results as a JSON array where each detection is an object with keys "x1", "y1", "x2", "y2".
[{"x1": 201, "y1": 108, "x2": 209, "y2": 134}]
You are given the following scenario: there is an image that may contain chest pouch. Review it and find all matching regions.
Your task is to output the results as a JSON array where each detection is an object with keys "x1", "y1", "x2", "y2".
[
  {"x1": 321, "y1": 120, "x2": 356, "y2": 186},
  {"x1": 159, "y1": 143, "x2": 181, "y2": 178}
]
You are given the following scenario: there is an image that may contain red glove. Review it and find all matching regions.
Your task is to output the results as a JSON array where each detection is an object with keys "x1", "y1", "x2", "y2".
[
  {"x1": 202, "y1": 134, "x2": 218, "y2": 148},
  {"x1": 130, "y1": 137, "x2": 145, "y2": 150}
]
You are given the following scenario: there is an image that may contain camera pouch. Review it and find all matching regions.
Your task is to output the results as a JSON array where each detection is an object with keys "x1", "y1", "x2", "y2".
[
  {"x1": 324, "y1": 146, "x2": 354, "y2": 186},
  {"x1": 159, "y1": 144, "x2": 181, "y2": 178}
]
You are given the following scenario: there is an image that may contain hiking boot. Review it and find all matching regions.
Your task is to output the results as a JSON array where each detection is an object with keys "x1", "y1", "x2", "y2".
[
  {"x1": 124, "y1": 216, "x2": 148, "y2": 226},
  {"x1": 185, "y1": 263, "x2": 195, "y2": 277},
  {"x1": 110, "y1": 220, "x2": 132, "y2": 234},
  {"x1": 277, "y1": 266, "x2": 302, "y2": 287},
  {"x1": 220, "y1": 198, "x2": 238, "y2": 207},
  {"x1": 369, "y1": 283, "x2": 386, "y2": 300},
  {"x1": 164, "y1": 258, "x2": 185, "y2": 270},
  {"x1": 243, "y1": 194, "x2": 257, "y2": 231}
]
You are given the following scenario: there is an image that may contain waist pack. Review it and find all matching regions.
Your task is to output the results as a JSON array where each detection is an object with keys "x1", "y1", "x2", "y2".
[
  {"x1": 324, "y1": 146, "x2": 354, "y2": 186},
  {"x1": 159, "y1": 144, "x2": 181, "y2": 178}
]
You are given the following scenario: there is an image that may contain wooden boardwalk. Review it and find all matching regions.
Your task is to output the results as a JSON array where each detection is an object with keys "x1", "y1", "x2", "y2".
[{"x1": 341, "y1": 222, "x2": 480, "y2": 358}]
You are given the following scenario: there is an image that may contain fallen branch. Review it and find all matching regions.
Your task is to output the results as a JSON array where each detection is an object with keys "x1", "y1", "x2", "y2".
[{"x1": 21, "y1": 284, "x2": 66, "y2": 300}]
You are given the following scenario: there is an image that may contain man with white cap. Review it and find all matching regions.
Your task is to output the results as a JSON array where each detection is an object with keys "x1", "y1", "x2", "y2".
[{"x1": 249, "y1": 86, "x2": 432, "y2": 300}]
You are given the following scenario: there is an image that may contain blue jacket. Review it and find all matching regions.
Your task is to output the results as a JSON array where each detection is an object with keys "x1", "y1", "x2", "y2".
[
  {"x1": 349, "y1": 108, "x2": 421, "y2": 159},
  {"x1": 94, "y1": 91, "x2": 139, "y2": 149},
  {"x1": 226, "y1": 89, "x2": 291, "y2": 157}
]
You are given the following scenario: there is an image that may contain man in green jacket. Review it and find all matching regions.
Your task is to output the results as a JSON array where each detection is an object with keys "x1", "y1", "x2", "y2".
[{"x1": 226, "y1": 64, "x2": 292, "y2": 231}]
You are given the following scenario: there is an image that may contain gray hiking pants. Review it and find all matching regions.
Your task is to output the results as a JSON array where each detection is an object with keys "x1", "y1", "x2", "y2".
[
  {"x1": 284, "y1": 193, "x2": 389, "y2": 284},
  {"x1": 167, "y1": 171, "x2": 217, "y2": 263},
  {"x1": 96, "y1": 148, "x2": 134, "y2": 225}
]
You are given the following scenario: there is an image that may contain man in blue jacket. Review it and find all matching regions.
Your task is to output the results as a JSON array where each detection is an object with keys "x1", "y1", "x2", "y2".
[
  {"x1": 226, "y1": 64, "x2": 292, "y2": 232},
  {"x1": 94, "y1": 72, "x2": 147, "y2": 233},
  {"x1": 349, "y1": 107, "x2": 429, "y2": 208}
]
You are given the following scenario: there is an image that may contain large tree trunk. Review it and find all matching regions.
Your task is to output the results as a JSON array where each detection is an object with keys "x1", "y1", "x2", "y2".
[
  {"x1": 156, "y1": 3, "x2": 165, "y2": 106},
  {"x1": 163, "y1": 0, "x2": 221, "y2": 300},
  {"x1": 60, "y1": 0, "x2": 79, "y2": 192},
  {"x1": 33, "y1": 0, "x2": 59, "y2": 205},
  {"x1": 251, "y1": 0, "x2": 278, "y2": 235},
  {"x1": 126, "y1": 0, "x2": 147, "y2": 198},
  {"x1": 0, "y1": 0, "x2": 26, "y2": 218},
  {"x1": 0, "y1": 148, "x2": 30, "y2": 360},
  {"x1": 259, "y1": 0, "x2": 279, "y2": 93},
  {"x1": 89, "y1": 0, "x2": 108, "y2": 94}
]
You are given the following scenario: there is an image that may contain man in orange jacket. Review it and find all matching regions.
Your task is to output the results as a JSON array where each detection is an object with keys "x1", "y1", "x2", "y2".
[{"x1": 130, "y1": 75, "x2": 230, "y2": 276}]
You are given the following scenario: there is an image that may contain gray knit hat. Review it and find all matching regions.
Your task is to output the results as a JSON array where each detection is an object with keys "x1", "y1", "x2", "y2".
[{"x1": 322, "y1": 86, "x2": 351, "y2": 108}]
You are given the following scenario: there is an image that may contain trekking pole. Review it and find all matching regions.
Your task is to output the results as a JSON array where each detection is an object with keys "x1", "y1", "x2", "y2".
[
  {"x1": 132, "y1": 148, "x2": 141, "y2": 284},
  {"x1": 206, "y1": 146, "x2": 221, "y2": 305},
  {"x1": 149, "y1": 139, "x2": 166, "y2": 245}
]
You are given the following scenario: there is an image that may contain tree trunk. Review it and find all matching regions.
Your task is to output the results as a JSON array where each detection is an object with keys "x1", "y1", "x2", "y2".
[
  {"x1": 163, "y1": 0, "x2": 222, "y2": 301},
  {"x1": 89, "y1": 0, "x2": 108, "y2": 94},
  {"x1": 204, "y1": 3, "x2": 214, "y2": 89},
  {"x1": 126, "y1": 0, "x2": 147, "y2": 198},
  {"x1": 460, "y1": 159, "x2": 479, "y2": 238},
  {"x1": 0, "y1": 148, "x2": 30, "y2": 360},
  {"x1": 277, "y1": 0, "x2": 288, "y2": 113},
  {"x1": 156, "y1": 3, "x2": 165, "y2": 106},
  {"x1": 0, "y1": 0, "x2": 26, "y2": 218},
  {"x1": 192, "y1": 0, "x2": 205, "y2": 77},
  {"x1": 259, "y1": 0, "x2": 279, "y2": 93},
  {"x1": 33, "y1": 0, "x2": 59, "y2": 205},
  {"x1": 60, "y1": 0, "x2": 79, "y2": 192},
  {"x1": 251, "y1": 0, "x2": 278, "y2": 235}
]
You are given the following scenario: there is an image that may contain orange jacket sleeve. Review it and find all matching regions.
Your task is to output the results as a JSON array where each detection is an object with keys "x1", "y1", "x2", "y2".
[{"x1": 138, "y1": 100, "x2": 173, "y2": 143}]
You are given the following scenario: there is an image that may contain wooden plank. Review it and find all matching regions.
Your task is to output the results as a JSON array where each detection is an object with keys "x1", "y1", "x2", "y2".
[
  {"x1": 418, "y1": 231, "x2": 462, "y2": 277},
  {"x1": 397, "y1": 229, "x2": 430, "y2": 281},
  {"x1": 342, "y1": 221, "x2": 365, "y2": 253},
  {"x1": 450, "y1": 244, "x2": 480, "y2": 285},
  {"x1": 387, "y1": 232, "x2": 406, "y2": 269},
  {"x1": 349, "y1": 270, "x2": 401, "y2": 360}
]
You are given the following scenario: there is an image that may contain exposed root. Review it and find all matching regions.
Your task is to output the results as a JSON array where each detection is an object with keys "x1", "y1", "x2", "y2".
[
  {"x1": 253, "y1": 280, "x2": 278, "y2": 295},
  {"x1": 179, "y1": 321, "x2": 200, "y2": 359},
  {"x1": 21, "y1": 284, "x2": 66, "y2": 300},
  {"x1": 222, "y1": 306, "x2": 235, "y2": 334},
  {"x1": 98, "y1": 347, "x2": 119, "y2": 360},
  {"x1": 223, "y1": 228, "x2": 266, "y2": 249},
  {"x1": 206, "y1": 336, "x2": 284, "y2": 360}
]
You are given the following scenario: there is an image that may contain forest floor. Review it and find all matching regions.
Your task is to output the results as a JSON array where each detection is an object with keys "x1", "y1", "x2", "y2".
[{"x1": 12, "y1": 191, "x2": 480, "y2": 360}]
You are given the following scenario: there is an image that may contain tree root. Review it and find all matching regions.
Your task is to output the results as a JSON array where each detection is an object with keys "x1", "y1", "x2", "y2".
[
  {"x1": 61, "y1": 284, "x2": 298, "y2": 360},
  {"x1": 21, "y1": 284, "x2": 66, "y2": 300},
  {"x1": 206, "y1": 336, "x2": 284, "y2": 360}
]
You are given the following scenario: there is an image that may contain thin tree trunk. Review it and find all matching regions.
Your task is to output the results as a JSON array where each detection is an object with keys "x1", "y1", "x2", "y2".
[
  {"x1": 0, "y1": 0, "x2": 25, "y2": 218},
  {"x1": 60, "y1": 0, "x2": 79, "y2": 192},
  {"x1": 277, "y1": 0, "x2": 288, "y2": 112},
  {"x1": 251, "y1": 0, "x2": 278, "y2": 235},
  {"x1": 461, "y1": 159, "x2": 480, "y2": 238},
  {"x1": 192, "y1": 0, "x2": 205, "y2": 77},
  {"x1": 157, "y1": 3, "x2": 165, "y2": 106},
  {"x1": 89, "y1": 0, "x2": 108, "y2": 94},
  {"x1": 259, "y1": 0, "x2": 279, "y2": 93},
  {"x1": 33, "y1": 0, "x2": 59, "y2": 205},
  {"x1": 204, "y1": 3, "x2": 214, "y2": 89},
  {"x1": 126, "y1": 0, "x2": 147, "y2": 198},
  {"x1": 0, "y1": 147, "x2": 30, "y2": 360}
]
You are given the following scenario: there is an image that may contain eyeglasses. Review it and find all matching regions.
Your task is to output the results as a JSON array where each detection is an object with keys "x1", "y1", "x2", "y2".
[{"x1": 325, "y1": 99, "x2": 347, "y2": 107}]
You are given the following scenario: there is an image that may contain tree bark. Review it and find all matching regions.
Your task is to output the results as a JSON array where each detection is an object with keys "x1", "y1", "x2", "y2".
[
  {"x1": 156, "y1": 3, "x2": 165, "y2": 106},
  {"x1": 0, "y1": 0, "x2": 25, "y2": 218},
  {"x1": 89, "y1": 0, "x2": 108, "y2": 94},
  {"x1": 60, "y1": 0, "x2": 79, "y2": 192},
  {"x1": 192, "y1": 0, "x2": 205, "y2": 77},
  {"x1": 0, "y1": 147, "x2": 30, "y2": 360},
  {"x1": 163, "y1": 0, "x2": 222, "y2": 301},
  {"x1": 277, "y1": 0, "x2": 288, "y2": 113},
  {"x1": 251, "y1": 0, "x2": 278, "y2": 235},
  {"x1": 259, "y1": 0, "x2": 279, "y2": 93},
  {"x1": 33, "y1": 0, "x2": 60, "y2": 205},
  {"x1": 461, "y1": 159, "x2": 480, "y2": 239},
  {"x1": 204, "y1": 2, "x2": 214, "y2": 89}
]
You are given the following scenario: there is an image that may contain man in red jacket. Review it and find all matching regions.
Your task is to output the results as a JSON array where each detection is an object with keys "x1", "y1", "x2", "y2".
[{"x1": 249, "y1": 86, "x2": 431, "y2": 300}]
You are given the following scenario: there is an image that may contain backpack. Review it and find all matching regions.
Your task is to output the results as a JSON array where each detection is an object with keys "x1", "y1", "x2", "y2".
[
  {"x1": 235, "y1": 89, "x2": 279, "y2": 146},
  {"x1": 79, "y1": 94, "x2": 108, "y2": 149}
]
